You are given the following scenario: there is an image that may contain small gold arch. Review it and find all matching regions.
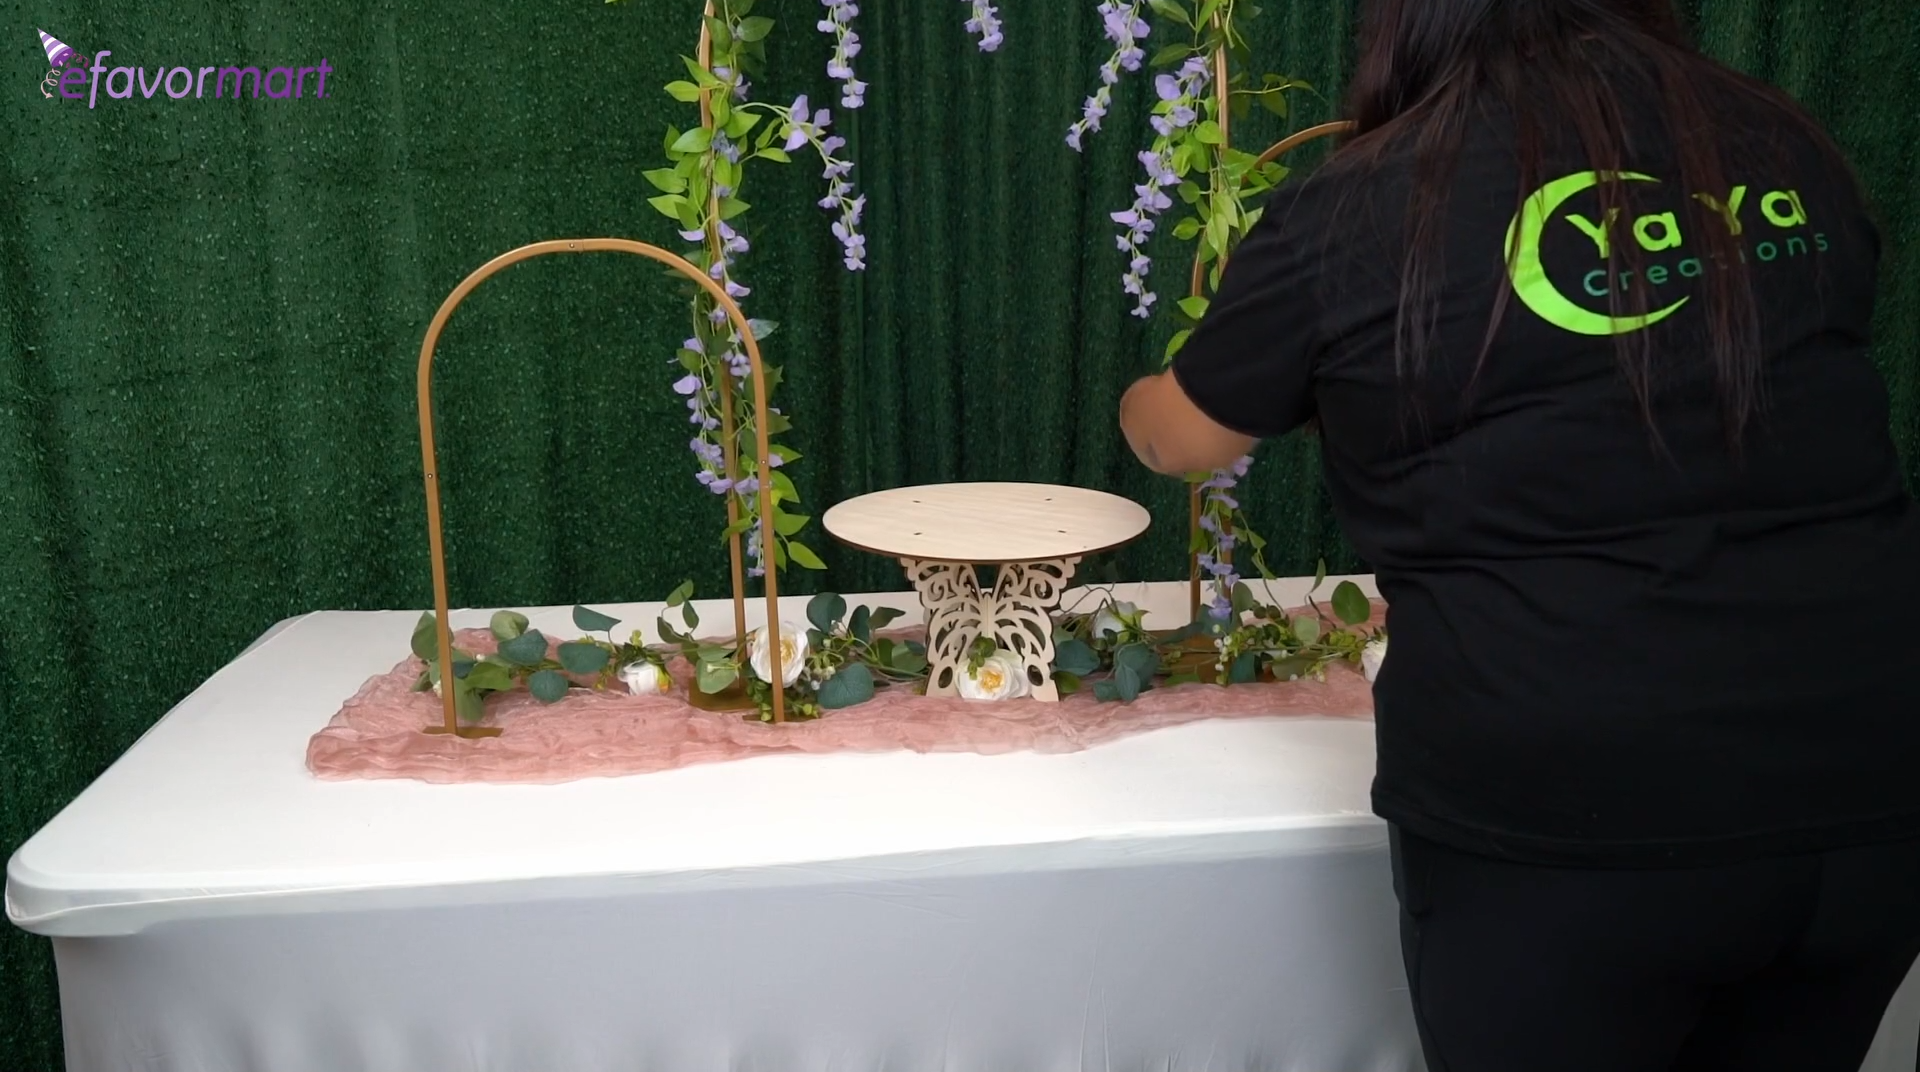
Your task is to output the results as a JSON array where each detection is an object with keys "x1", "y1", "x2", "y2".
[
  {"x1": 1185, "y1": 118, "x2": 1357, "y2": 621},
  {"x1": 416, "y1": 238, "x2": 789, "y2": 735}
]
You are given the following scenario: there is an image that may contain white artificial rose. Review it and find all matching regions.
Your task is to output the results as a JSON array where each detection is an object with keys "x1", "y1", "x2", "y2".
[
  {"x1": 1091, "y1": 600, "x2": 1140, "y2": 641},
  {"x1": 957, "y1": 650, "x2": 1032, "y2": 702},
  {"x1": 1361, "y1": 637, "x2": 1389, "y2": 684},
  {"x1": 619, "y1": 660, "x2": 670, "y2": 695},
  {"x1": 747, "y1": 621, "x2": 809, "y2": 688}
]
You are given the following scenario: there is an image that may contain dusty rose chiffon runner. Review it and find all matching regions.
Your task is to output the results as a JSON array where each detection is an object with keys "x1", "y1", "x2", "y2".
[{"x1": 308, "y1": 620, "x2": 1378, "y2": 785}]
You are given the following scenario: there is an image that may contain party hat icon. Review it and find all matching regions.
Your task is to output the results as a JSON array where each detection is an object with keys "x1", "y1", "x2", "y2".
[{"x1": 38, "y1": 29, "x2": 75, "y2": 68}]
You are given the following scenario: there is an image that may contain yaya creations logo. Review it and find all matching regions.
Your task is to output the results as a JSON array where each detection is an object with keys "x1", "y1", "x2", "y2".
[
  {"x1": 1504, "y1": 170, "x2": 1828, "y2": 337},
  {"x1": 37, "y1": 28, "x2": 332, "y2": 106}
]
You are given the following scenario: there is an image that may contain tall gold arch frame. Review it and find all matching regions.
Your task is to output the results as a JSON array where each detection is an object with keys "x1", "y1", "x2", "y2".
[{"x1": 415, "y1": 239, "x2": 790, "y2": 736}]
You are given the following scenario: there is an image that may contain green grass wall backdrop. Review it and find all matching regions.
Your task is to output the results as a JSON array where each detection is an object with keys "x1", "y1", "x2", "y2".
[{"x1": 1, "y1": 1, "x2": 1914, "y2": 1063}]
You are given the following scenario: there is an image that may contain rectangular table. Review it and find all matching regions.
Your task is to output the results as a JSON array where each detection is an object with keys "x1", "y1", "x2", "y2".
[{"x1": 10, "y1": 578, "x2": 1917, "y2": 1072}]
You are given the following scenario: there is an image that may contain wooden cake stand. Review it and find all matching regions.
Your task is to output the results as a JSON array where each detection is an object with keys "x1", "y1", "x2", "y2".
[{"x1": 823, "y1": 483, "x2": 1151, "y2": 701}]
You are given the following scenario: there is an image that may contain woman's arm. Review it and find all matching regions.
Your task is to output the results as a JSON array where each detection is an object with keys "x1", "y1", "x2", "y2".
[{"x1": 1119, "y1": 370, "x2": 1257, "y2": 476}]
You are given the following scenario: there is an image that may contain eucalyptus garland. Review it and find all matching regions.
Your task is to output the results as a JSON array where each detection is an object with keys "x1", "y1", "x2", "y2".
[
  {"x1": 406, "y1": 563, "x2": 1382, "y2": 725},
  {"x1": 655, "y1": 583, "x2": 932, "y2": 721},
  {"x1": 1052, "y1": 563, "x2": 1383, "y2": 702},
  {"x1": 408, "y1": 604, "x2": 670, "y2": 721}
]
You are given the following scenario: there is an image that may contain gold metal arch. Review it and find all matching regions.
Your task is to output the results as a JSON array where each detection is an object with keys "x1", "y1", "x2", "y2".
[
  {"x1": 1183, "y1": 105, "x2": 1358, "y2": 620},
  {"x1": 416, "y1": 238, "x2": 789, "y2": 735}
]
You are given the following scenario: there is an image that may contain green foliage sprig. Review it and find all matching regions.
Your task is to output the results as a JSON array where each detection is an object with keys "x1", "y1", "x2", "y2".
[
  {"x1": 1166, "y1": 571, "x2": 1378, "y2": 688},
  {"x1": 655, "y1": 584, "x2": 931, "y2": 722},
  {"x1": 1047, "y1": 564, "x2": 1385, "y2": 703},
  {"x1": 410, "y1": 605, "x2": 668, "y2": 722}
]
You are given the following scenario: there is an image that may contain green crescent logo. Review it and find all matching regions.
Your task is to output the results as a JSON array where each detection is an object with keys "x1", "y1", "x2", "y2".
[{"x1": 1504, "y1": 170, "x2": 1690, "y2": 336}]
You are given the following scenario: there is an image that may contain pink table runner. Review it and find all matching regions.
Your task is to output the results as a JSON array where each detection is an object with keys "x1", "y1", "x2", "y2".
[{"x1": 308, "y1": 627, "x2": 1376, "y2": 785}]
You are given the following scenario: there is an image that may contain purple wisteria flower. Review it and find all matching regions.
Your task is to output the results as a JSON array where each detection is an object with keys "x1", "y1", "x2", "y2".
[
  {"x1": 1109, "y1": 56, "x2": 1210, "y2": 316},
  {"x1": 782, "y1": 94, "x2": 831, "y2": 152},
  {"x1": 1156, "y1": 55, "x2": 1213, "y2": 122},
  {"x1": 1112, "y1": 148, "x2": 1173, "y2": 317},
  {"x1": 744, "y1": 525, "x2": 765, "y2": 579},
  {"x1": 782, "y1": 96, "x2": 868, "y2": 271},
  {"x1": 680, "y1": 374, "x2": 719, "y2": 432},
  {"x1": 691, "y1": 209, "x2": 755, "y2": 309},
  {"x1": 691, "y1": 437, "x2": 731, "y2": 495},
  {"x1": 1151, "y1": 71, "x2": 1201, "y2": 135},
  {"x1": 962, "y1": 0, "x2": 1004, "y2": 51},
  {"x1": 1194, "y1": 454, "x2": 1257, "y2": 619},
  {"x1": 1066, "y1": 2, "x2": 1149, "y2": 151},
  {"x1": 675, "y1": 202, "x2": 759, "y2": 503},
  {"x1": 817, "y1": 0, "x2": 867, "y2": 108},
  {"x1": 832, "y1": 196, "x2": 868, "y2": 270},
  {"x1": 680, "y1": 326, "x2": 772, "y2": 572},
  {"x1": 712, "y1": 64, "x2": 750, "y2": 103}
]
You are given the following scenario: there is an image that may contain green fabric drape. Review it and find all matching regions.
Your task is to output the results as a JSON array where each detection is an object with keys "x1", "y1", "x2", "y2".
[{"x1": 1, "y1": 2, "x2": 1914, "y2": 1064}]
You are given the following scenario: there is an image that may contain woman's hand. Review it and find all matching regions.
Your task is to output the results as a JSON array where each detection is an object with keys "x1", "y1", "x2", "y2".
[{"x1": 1119, "y1": 371, "x2": 1257, "y2": 476}]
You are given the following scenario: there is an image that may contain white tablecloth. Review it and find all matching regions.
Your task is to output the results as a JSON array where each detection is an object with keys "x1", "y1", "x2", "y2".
[{"x1": 9, "y1": 579, "x2": 1916, "y2": 1072}]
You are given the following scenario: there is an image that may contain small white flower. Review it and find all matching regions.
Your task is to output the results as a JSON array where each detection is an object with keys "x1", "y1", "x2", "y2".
[
  {"x1": 747, "y1": 621, "x2": 810, "y2": 688},
  {"x1": 619, "y1": 660, "x2": 670, "y2": 695},
  {"x1": 957, "y1": 650, "x2": 1032, "y2": 702},
  {"x1": 1091, "y1": 600, "x2": 1141, "y2": 641},
  {"x1": 1361, "y1": 637, "x2": 1389, "y2": 684}
]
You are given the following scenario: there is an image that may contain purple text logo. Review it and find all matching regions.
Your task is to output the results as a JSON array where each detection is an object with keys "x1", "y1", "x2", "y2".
[{"x1": 38, "y1": 29, "x2": 331, "y2": 107}]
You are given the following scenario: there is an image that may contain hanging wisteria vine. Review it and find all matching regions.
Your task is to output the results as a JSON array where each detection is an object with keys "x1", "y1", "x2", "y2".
[
  {"x1": 622, "y1": 0, "x2": 1002, "y2": 590},
  {"x1": 818, "y1": 0, "x2": 866, "y2": 106},
  {"x1": 1109, "y1": 56, "x2": 1213, "y2": 319},
  {"x1": 1066, "y1": 0, "x2": 1307, "y2": 626},
  {"x1": 1065, "y1": 1, "x2": 1149, "y2": 151},
  {"x1": 638, "y1": 0, "x2": 868, "y2": 580}
]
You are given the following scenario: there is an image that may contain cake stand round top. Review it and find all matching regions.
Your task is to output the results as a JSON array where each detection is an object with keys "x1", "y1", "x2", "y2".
[{"x1": 822, "y1": 482, "x2": 1151, "y2": 565}]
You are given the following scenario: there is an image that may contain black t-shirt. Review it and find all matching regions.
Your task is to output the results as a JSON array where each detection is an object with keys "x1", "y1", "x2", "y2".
[{"x1": 1173, "y1": 88, "x2": 1920, "y2": 866}]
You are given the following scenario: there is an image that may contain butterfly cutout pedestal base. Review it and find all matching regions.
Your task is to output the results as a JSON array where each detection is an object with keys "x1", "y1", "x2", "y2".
[{"x1": 823, "y1": 483, "x2": 1152, "y2": 703}]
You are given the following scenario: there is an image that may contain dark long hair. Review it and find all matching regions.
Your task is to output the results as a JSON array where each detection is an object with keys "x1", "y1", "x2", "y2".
[{"x1": 1335, "y1": 0, "x2": 1846, "y2": 447}]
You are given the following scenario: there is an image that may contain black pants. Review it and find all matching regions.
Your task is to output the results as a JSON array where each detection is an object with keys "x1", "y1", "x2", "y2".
[{"x1": 1390, "y1": 826, "x2": 1920, "y2": 1072}]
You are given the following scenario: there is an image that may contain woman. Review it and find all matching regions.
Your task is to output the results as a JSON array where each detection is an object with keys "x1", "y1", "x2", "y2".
[{"x1": 1119, "y1": 1, "x2": 1920, "y2": 1069}]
